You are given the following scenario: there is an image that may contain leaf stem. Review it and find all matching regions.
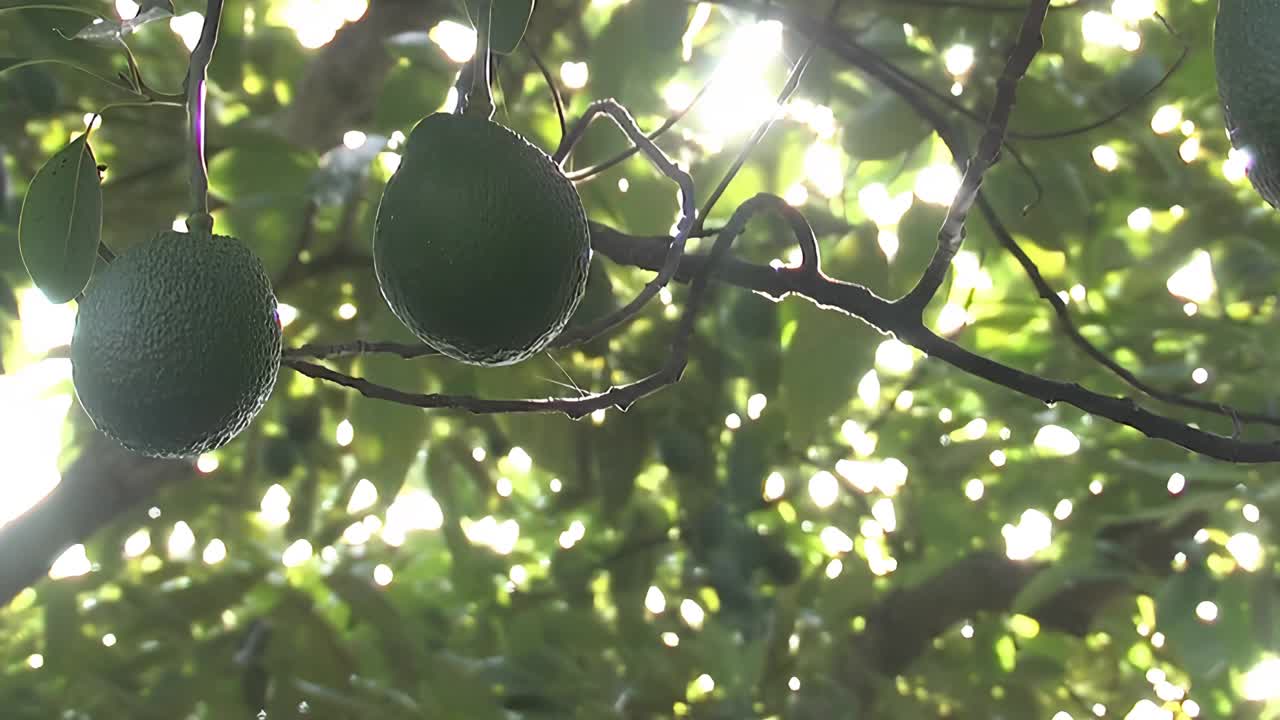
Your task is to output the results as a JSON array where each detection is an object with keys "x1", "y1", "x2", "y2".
[{"x1": 184, "y1": 0, "x2": 224, "y2": 233}]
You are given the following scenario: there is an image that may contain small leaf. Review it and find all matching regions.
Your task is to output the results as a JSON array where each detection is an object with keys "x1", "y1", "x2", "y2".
[
  {"x1": 120, "y1": 3, "x2": 173, "y2": 34},
  {"x1": 69, "y1": 16, "x2": 122, "y2": 42},
  {"x1": 463, "y1": 0, "x2": 535, "y2": 55},
  {"x1": 18, "y1": 133, "x2": 102, "y2": 304}
]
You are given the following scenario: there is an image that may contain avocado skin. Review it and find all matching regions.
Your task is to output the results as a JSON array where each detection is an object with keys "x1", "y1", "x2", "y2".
[
  {"x1": 1216, "y1": 0, "x2": 1280, "y2": 208},
  {"x1": 373, "y1": 113, "x2": 591, "y2": 366},
  {"x1": 71, "y1": 231, "x2": 281, "y2": 458}
]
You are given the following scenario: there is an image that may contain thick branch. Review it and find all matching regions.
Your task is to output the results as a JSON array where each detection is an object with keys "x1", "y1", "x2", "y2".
[{"x1": 0, "y1": 433, "x2": 193, "y2": 607}]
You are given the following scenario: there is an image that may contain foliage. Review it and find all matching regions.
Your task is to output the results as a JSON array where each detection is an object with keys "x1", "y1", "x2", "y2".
[{"x1": 1, "y1": 1, "x2": 1278, "y2": 719}]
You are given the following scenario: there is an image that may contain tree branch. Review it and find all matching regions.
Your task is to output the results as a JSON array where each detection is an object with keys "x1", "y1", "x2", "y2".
[
  {"x1": 0, "y1": 434, "x2": 193, "y2": 607},
  {"x1": 899, "y1": 0, "x2": 1048, "y2": 312}
]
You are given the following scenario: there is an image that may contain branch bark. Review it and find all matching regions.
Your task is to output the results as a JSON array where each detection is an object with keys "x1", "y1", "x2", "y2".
[{"x1": 0, "y1": 433, "x2": 192, "y2": 607}]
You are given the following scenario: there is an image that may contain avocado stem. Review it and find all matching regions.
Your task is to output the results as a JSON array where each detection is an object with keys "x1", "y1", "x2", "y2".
[
  {"x1": 184, "y1": 0, "x2": 225, "y2": 233},
  {"x1": 465, "y1": 0, "x2": 495, "y2": 121}
]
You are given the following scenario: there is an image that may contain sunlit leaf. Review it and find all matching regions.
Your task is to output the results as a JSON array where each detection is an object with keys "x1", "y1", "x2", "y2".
[{"x1": 18, "y1": 132, "x2": 101, "y2": 303}]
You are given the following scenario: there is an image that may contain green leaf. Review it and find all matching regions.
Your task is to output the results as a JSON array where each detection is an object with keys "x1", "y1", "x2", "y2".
[
  {"x1": 841, "y1": 91, "x2": 933, "y2": 161},
  {"x1": 18, "y1": 132, "x2": 101, "y2": 303},
  {"x1": 463, "y1": 0, "x2": 535, "y2": 55},
  {"x1": 351, "y1": 310, "x2": 429, "y2": 502},
  {"x1": 778, "y1": 300, "x2": 877, "y2": 445},
  {"x1": 1011, "y1": 552, "x2": 1132, "y2": 616}
]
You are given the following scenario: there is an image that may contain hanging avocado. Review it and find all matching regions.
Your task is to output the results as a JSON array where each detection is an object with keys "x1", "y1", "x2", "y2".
[{"x1": 1215, "y1": 0, "x2": 1280, "y2": 208}]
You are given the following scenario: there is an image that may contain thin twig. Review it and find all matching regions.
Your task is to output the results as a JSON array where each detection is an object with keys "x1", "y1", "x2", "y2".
[
  {"x1": 287, "y1": 194, "x2": 815, "y2": 420},
  {"x1": 692, "y1": 0, "x2": 838, "y2": 231},
  {"x1": 899, "y1": 0, "x2": 1049, "y2": 312},
  {"x1": 524, "y1": 40, "x2": 567, "y2": 141},
  {"x1": 563, "y1": 73, "x2": 715, "y2": 182}
]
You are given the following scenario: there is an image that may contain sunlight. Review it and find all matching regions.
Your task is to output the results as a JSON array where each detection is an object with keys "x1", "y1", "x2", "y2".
[
  {"x1": 1092, "y1": 145, "x2": 1120, "y2": 171},
  {"x1": 834, "y1": 458, "x2": 908, "y2": 496},
  {"x1": 914, "y1": 164, "x2": 962, "y2": 206},
  {"x1": 196, "y1": 454, "x2": 219, "y2": 474},
  {"x1": 819, "y1": 526, "x2": 854, "y2": 555},
  {"x1": 763, "y1": 472, "x2": 786, "y2": 501},
  {"x1": 278, "y1": 0, "x2": 367, "y2": 49},
  {"x1": 857, "y1": 182, "x2": 914, "y2": 227},
  {"x1": 0, "y1": 364, "x2": 72, "y2": 528},
  {"x1": 1195, "y1": 600, "x2": 1218, "y2": 622},
  {"x1": 645, "y1": 586, "x2": 666, "y2": 614},
  {"x1": 1223, "y1": 148, "x2": 1250, "y2": 183},
  {"x1": 335, "y1": 418, "x2": 354, "y2": 446},
  {"x1": 506, "y1": 446, "x2": 533, "y2": 473},
  {"x1": 1150, "y1": 105, "x2": 1181, "y2": 135},
  {"x1": 1124, "y1": 700, "x2": 1171, "y2": 720},
  {"x1": 841, "y1": 420, "x2": 878, "y2": 457},
  {"x1": 875, "y1": 339, "x2": 915, "y2": 375},
  {"x1": 808, "y1": 471, "x2": 839, "y2": 508},
  {"x1": 1003, "y1": 509, "x2": 1052, "y2": 560},
  {"x1": 373, "y1": 563, "x2": 393, "y2": 586},
  {"x1": 463, "y1": 516, "x2": 520, "y2": 555},
  {"x1": 695, "y1": 20, "x2": 785, "y2": 139},
  {"x1": 49, "y1": 544, "x2": 91, "y2": 579},
  {"x1": 804, "y1": 142, "x2": 844, "y2": 198},
  {"x1": 857, "y1": 370, "x2": 881, "y2": 406},
  {"x1": 1242, "y1": 657, "x2": 1280, "y2": 700},
  {"x1": 943, "y1": 44, "x2": 975, "y2": 77},
  {"x1": 124, "y1": 529, "x2": 151, "y2": 558},
  {"x1": 1054, "y1": 499, "x2": 1073, "y2": 520},
  {"x1": 865, "y1": 537, "x2": 898, "y2": 576},
  {"x1": 429, "y1": 20, "x2": 477, "y2": 63},
  {"x1": 20, "y1": 287, "x2": 76, "y2": 354},
  {"x1": 872, "y1": 498, "x2": 897, "y2": 532},
  {"x1": 115, "y1": 0, "x2": 139, "y2": 18},
  {"x1": 167, "y1": 521, "x2": 196, "y2": 559},
  {"x1": 747, "y1": 393, "x2": 768, "y2": 420},
  {"x1": 1166, "y1": 250, "x2": 1216, "y2": 304},
  {"x1": 965, "y1": 478, "x2": 984, "y2": 501},
  {"x1": 1126, "y1": 206, "x2": 1153, "y2": 232},
  {"x1": 679, "y1": 598, "x2": 706, "y2": 629},
  {"x1": 259, "y1": 484, "x2": 292, "y2": 527},
  {"x1": 169, "y1": 12, "x2": 203, "y2": 51},
  {"x1": 1112, "y1": 0, "x2": 1155, "y2": 22},
  {"x1": 1034, "y1": 425, "x2": 1081, "y2": 456},
  {"x1": 936, "y1": 302, "x2": 972, "y2": 334},
  {"x1": 1179, "y1": 136, "x2": 1200, "y2": 163},
  {"x1": 347, "y1": 478, "x2": 378, "y2": 513},
  {"x1": 1227, "y1": 532, "x2": 1263, "y2": 571},
  {"x1": 1082, "y1": 10, "x2": 1139, "y2": 50},
  {"x1": 202, "y1": 539, "x2": 227, "y2": 565},
  {"x1": 560, "y1": 61, "x2": 589, "y2": 90},
  {"x1": 282, "y1": 539, "x2": 313, "y2": 567}
]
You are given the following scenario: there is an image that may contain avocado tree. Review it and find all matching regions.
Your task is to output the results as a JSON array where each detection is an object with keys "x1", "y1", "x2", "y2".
[{"x1": 1, "y1": 0, "x2": 1278, "y2": 717}]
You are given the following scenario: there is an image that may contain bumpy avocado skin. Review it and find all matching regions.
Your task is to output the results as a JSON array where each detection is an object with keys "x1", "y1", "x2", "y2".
[
  {"x1": 70, "y1": 231, "x2": 282, "y2": 458},
  {"x1": 373, "y1": 113, "x2": 591, "y2": 366},
  {"x1": 1216, "y1": 0, "x2": 1280, "y2": 208}
]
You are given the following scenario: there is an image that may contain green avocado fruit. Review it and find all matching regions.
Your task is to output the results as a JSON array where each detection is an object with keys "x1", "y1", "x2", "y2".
[
  {"x1": 70, "y1": 231, "x2": 282, "y2": 458},
  {"x1": 1215, "y1": 0, "x2": 1280, "y2": 208},
  {"x1": 372, "y1": 113, "x2": 591, "y2": 366}
]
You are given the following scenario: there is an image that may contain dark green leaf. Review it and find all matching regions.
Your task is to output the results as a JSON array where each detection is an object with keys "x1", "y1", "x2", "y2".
[{"x1": 18, "y1": 132, "x2": 101, "y2": 303}]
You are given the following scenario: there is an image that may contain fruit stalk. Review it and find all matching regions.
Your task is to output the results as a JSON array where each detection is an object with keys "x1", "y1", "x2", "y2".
[
  {"x1": 465, "y1": 0, "x2": 495, "y2": 120},
  {"x1": 184, "y1": 0, "x2": 225, "y2": 233}
]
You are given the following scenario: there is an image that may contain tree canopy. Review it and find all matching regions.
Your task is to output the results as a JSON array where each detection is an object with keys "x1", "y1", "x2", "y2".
[{"x1": 1, "y1": 0, "x2": 1277, "y2": 718}]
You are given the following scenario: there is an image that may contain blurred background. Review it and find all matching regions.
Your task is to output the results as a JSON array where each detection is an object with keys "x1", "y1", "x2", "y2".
[{"x1": 2, "y1": 0, "x2": 1279, "y2": 718}]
